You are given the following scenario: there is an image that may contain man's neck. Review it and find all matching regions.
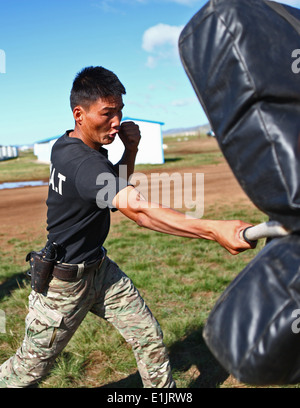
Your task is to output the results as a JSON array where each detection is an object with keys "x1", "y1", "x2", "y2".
[{"x1": 69, "y1": 127, "x2": 102, "y2": 151}]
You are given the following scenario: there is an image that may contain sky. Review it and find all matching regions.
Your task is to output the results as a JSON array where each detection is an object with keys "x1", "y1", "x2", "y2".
[{"x1": 0, "y1": 0, "x2": 299, "y2": 147}]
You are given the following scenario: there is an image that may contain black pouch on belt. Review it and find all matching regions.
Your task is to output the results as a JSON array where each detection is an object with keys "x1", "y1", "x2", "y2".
[{"x1": 26, "y1": 243, "x2": 58, "y2": 293}]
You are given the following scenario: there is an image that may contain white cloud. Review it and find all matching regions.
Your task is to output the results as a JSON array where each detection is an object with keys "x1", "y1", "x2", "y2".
[
  {"x1": 142, "y1": 23, "x2": 184, "y2": 68},
  {"x1": 142, "y1": 23, "x2": 184, "y2": 52}
]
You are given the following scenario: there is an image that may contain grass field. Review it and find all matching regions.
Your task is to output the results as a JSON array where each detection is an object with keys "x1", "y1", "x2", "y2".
[
  {"x1": 0, "y1": 135, "x2": 297, "y2": 389},
  {"x1": 0, "y1": 150, "x2": 50, "y2": 183},
  {"x1": 0, "y1": 206, "x2": 266, "y2": 389}
]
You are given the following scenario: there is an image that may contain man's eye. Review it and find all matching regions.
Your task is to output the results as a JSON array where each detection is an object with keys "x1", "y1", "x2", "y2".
[{"x1": 103, "y1": 110, "x2": 122, "y2": 117}]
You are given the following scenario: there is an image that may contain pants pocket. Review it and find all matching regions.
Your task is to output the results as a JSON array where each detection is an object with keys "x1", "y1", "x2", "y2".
[{"x1": 25, "y1": 295, "x2": 63, "y2": 349}]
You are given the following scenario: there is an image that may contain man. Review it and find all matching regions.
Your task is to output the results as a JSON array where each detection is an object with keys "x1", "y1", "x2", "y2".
[{"x1": 0, "y1": 66, "x2": 254, "y2": 388}]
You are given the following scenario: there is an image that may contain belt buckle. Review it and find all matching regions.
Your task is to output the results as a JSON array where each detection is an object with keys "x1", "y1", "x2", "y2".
[{"x1": 76, "y1": 263, "x2": 85, "y2": 280}]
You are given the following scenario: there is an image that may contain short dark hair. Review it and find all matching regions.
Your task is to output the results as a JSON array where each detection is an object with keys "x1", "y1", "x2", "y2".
[{"x1": 70, "y1": 66, "x2": 126, "y2": 111}]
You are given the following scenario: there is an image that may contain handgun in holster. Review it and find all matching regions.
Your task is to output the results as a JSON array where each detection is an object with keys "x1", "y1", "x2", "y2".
[{"x1": 26, "y1": 243, "x2": 58, "y2": 293}]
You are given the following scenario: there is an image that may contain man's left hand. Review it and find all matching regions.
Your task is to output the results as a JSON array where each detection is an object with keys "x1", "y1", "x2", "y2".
[{"x1": 118, "y1": 121, "x2": 141, "y2": 152}]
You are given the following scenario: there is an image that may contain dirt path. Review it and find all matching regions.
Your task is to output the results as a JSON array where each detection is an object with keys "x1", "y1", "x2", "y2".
[{"x1": 0, "y1": 157, "x2": 256, "y2": 251}]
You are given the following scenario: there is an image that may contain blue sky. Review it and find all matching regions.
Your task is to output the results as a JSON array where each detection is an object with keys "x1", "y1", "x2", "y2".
[{"x1": 0, "y1": 0, "x2": 299, "y2": 146}]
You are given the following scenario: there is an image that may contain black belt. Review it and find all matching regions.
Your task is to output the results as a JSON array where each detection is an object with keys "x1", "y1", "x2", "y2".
[{"x1": 52, "y1": 254, "x2": 106, "y2": 282}]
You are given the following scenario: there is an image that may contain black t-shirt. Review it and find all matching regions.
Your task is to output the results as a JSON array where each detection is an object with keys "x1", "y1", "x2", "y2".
[{"x1": 46, "y1": 131, "x2": 128, "y2": 264}]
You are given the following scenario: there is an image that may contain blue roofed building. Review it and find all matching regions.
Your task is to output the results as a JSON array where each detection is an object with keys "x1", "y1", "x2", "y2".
[{"x1": 33, "y1": 117, "x2": 165, "y2": 165}]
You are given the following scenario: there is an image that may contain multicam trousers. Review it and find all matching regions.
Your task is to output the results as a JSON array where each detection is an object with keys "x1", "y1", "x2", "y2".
[{"x1": 0, "y1": 255, "x2": 175, "y2": 388}]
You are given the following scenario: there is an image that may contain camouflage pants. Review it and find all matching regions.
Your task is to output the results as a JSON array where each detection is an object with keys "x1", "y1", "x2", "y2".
[{"x1": 0, "y1": 256, "x2": 175, "y2": 388}]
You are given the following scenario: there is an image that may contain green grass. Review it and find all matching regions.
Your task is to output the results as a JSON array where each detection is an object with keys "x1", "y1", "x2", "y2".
[
  {"x1": 0, "y1": 204, "x2": 273, "y2": 389},
  {"x1": 136, "y1": 134, "x2": 223, "y2": 172},
  {"x1": 135, "y1": 152, "x2": 223, "y2": 172},
  {"x1": 0, "y1": 150, "x2": 50, "y2": 183}
]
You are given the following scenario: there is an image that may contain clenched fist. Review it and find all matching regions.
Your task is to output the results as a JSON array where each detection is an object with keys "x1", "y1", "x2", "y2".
[{"x1": 118, "y1": 121, "x2": 141, "y2": 152}]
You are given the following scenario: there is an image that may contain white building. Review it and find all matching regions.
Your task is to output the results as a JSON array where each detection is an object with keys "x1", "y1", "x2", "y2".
[
  {"x1": 106, "y1": 117, "x2": 165, "y2": 165},
  {"x1": 34, "y1": 137, "x2": 58, "y2": 163},
  {"x1": 0, "y1": 145, "x2": 18, "y2": 161},
  {"x1": 34, "y1": 117, "x2": 165, "y2": 165}
]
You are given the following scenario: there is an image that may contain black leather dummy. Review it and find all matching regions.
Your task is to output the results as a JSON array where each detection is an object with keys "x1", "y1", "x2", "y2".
[
  {"x1": 179, "y1": 0, "x2": 300, "y2": 385},
  {"x1": 203, "y1": 235, "x2": 300, "y2": 385},
  {"x1": 179, "y1": 0, "x2": 300, "y2": 232}
]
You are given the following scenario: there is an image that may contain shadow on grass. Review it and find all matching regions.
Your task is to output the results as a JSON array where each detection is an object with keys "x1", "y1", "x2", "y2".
[
  {"x1": 169, "y1": 327, "x2": 229, "y2": 388},
  {"x1": 99, "y1": 326, "x2": 228, "y2": 388},
  {"x1": 164, "y1": 158, "x2": 182, "y2": 163},
  {"x1": 0, "y1": 271, "x2": 29, "y2": 301}
]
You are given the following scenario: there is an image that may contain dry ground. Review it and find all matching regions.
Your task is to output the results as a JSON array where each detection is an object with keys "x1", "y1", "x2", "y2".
[{"x1": 0, "y1": 137, "x2": 256, "y2": 249}]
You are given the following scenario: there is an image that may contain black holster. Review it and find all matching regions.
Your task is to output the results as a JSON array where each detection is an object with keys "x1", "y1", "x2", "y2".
[{"x1": 26, "y1": 243, "x2": 58, "y2": 293}]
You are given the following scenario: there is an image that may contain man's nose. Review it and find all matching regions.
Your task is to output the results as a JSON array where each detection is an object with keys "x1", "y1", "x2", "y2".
[{"x1": 111, "y1": 113, "x2": 122, "y2": 128}]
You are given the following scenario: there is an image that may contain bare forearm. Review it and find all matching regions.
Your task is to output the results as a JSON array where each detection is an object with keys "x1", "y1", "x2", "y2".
[
  {"x1": 135, "y1": 204, "x2": 215, "y2": 240},
  {"x1": 112, "y1": 186, "x2": 254, "y2": 254},
  {"x1": 136, "y1": 205, "x2": 252, "y2": 254}
]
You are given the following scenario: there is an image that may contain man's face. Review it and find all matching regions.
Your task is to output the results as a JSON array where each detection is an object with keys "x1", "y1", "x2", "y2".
[{"x1": 76, "y1": 95, "x2": 124, "y2": 149}]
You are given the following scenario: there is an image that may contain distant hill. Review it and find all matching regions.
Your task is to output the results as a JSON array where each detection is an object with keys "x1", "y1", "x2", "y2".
[{"x1": 163, "y1": 123, "x2": 211, "y2": 137}]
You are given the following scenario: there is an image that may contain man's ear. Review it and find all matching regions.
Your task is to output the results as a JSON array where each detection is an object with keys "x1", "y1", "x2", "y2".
[{"x1": 73, "y1": 106, "x2": 84, "y2": 125}]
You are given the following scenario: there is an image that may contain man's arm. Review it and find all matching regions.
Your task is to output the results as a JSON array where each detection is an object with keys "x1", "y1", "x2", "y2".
[
  {"x1": 113, "y1": 121, "x2": 141, "y2": 180},
  {"x1": 112, "y1": 186, "x2": 255, "y2": 255}
]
